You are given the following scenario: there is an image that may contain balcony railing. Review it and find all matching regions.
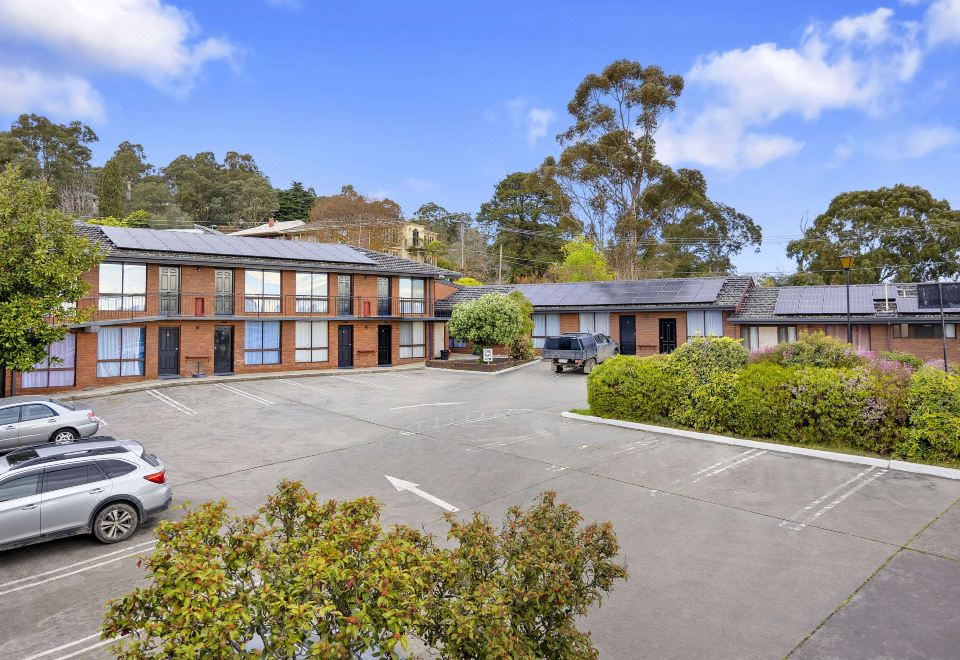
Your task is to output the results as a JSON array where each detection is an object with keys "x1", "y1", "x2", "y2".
[{"x1": 76, "y1": 292, "x2": 432, "y2": 323}]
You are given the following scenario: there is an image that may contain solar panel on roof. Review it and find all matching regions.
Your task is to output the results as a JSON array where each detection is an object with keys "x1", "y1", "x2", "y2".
[
  {"x1": 773, "y1": 287, "x2": 876, "y2": 315},
  {"x1": 98, "y1": 226, "x2": 376, "y2": 265},
  {"x1": 515, "y1": 278, "x2": 726, "y2": 307}
]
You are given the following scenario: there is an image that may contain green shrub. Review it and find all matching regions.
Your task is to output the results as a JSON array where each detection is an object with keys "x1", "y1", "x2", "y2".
[
  {"x1": 508, "y1": 335, "x2": 534, "y2": 361},
  {"x1": 587, "y1": 354, "x2": 678, "y2": 423},
  {"x1": 878, "y1": 350, "x2": 924, "y2": 370},
  {"x1": 757, "y1": 331, "x2": 865, "y2": 369},
  {"x1": 730, "y1": 363, "x2": 794, "y2": 440},
  {"x1": 671, "y1": 370, "x2": 739, "y2": 433},
  {"x1": 900, "y1": 368, "x2": 960, "y2": 461},
  {"x1": 669, "y1": 336, "x2": 747, "y2": 382}
]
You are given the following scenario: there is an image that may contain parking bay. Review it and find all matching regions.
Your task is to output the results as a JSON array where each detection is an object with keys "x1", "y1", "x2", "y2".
[{"x1": 1, "y1": 363, "x2": 958, "y2": 659}]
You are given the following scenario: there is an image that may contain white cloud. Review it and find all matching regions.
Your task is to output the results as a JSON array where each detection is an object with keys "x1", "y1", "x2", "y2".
[
  {"x1": 505, "y1": 97, "x2": 555, "y2": 147},
  {"x1": 0, "y1": 65, "x2": 104, "y2": 120},
  {"x1": 830, "y1": 7, "x2": 895, "y2": 44},
  {"x1": 525, "y1": 107, "x2": 555, "y2": 146},
  {"x1": 902, "y1": 125, "x2": 960, "y2": 156},
  {"x1": 658, "y1": 7, "x2": 925, "y2": 171},
  {"x1": 0, "y1": 0, "x2": 236, "y2": 93},
  {"x1": 926, "y1": 0, "x2": 960, "y2": 45}
]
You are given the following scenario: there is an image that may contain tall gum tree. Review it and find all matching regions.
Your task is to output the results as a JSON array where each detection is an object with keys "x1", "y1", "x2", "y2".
[{"x1": 540, "y1": 59, "x2": 760, "y2": 278}]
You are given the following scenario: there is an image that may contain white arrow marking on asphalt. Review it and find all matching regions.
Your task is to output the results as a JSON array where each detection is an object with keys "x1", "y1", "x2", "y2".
[
  {"x1": 385, "y1": 475, "x2": 459, "y2": 512},
  {"x1": 389, "y1": 402, "x2": 466, "y2": 410}
]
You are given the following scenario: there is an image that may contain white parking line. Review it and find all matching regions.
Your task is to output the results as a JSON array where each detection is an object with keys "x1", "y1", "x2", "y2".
[
  {"x1": 279, "y1": 378, "x2": 325, "y2": 393},
  {"x1": 336, "y1": 376, "x2": 383, "y2": 389},
  {"x1": 688, "y1": 449, "x2": 767, "y2": 485},
  {"x1": 0, "y1": 540, "x2": 157, "y2": 590},
  {"x1": 390, "y1": 402, "x2": 466, "y2": 410},
  {"x1": 0, "y1": 544, "x2": 156, "y2": 596},
  {"x1": 146, "y1": 389, "x2": 196, "y2": 415},
  {"x1": 650, "y1": 449, "x2": 763, "y2": 496},
  {"x1": 50, "y1": 636, "x2": 123, "y2": 660},
  {"x1": 215, "y1": 383, "x2": 275, "y2": 405},
  {"x1": 781, "y1": 467, "x2": 887, "y2": 531},
  {"x1": 21, "y1": 632, "x2": 105, "y2": 660}
]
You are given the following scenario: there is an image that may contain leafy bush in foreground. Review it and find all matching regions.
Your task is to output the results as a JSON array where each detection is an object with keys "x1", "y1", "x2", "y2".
[
  {"x1": 879, "y1": 350, "x2": 924, "y2": 370},
  {"x1": 102, "y1": 481, "x2": 626, "y2": 659},
  {"x1": 587, "y1": 354, "x2": 677, "y2": 423},
  {"x1": 755, "y1": 331, "x2": 864, "y2": 369},
  {"x1": 900, "y1": 368, "x2": 960, "y2": 462}
]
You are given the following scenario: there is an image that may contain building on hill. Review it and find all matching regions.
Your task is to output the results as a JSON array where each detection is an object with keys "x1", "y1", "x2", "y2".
[
  {"x1": 8, "y1": 224, "x2": 460, "y2": 394},
  {"x1": 230, "y1": 219, "x2": 439, "y2": 265}
]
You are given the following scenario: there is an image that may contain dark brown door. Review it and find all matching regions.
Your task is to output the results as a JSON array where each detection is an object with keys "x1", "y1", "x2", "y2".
[
  {"x1": 659, "y1": 318, "x2": 678, "y2": 353},
  {"x1": 378, "y1": 325, "x2": 392, "y2": 366},
  {"x1": 619, "y1": 315, "x2": 636, "y2": 355},
  {"x1": 214, "y1": 326, "x2": 234, "y2": 374},
  {"x1": 338, "y1": 325, "x2": 353, "y2": 368},
  {"x1": 158, "y1": 327, "x2": 180, "y2": 376}
]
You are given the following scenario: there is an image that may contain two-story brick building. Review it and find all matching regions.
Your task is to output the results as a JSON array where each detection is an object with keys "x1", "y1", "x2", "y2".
[{"x1": 9, "y1": 224, "x2": 459, "y2": 394}]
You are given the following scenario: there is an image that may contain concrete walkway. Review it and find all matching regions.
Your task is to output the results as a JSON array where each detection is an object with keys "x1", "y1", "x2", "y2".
[{"x1": 61, "y1": 364, "x2": 425, "y2": 400}]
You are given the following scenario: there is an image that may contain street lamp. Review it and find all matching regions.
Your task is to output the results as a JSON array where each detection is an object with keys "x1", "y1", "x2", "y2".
[{"x1": 839, "y1": 254, "x2": 855, "y2": 344}]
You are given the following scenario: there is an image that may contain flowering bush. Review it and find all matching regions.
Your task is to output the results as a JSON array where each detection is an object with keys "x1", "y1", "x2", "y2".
[
  {"x1": 878, "y1": 350, "x2": 923, "y2": 370},
  {"x1": 754, "y1": 331, "x2": 864, "y2": 369}
]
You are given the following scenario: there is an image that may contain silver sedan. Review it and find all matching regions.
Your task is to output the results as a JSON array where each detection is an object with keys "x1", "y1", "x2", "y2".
[{"x1": 0, "y1": 396, "x2": 100, "y2": 449}]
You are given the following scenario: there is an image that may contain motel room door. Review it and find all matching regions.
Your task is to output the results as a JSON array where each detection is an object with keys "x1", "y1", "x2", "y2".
[
  {"x1": 377, "y1": 325, "x2": 392, "y2": 366},
  {"x1": 338, "y1": 325, "x2": 354, "y2": 368},
  {"x1": 213, "y1": 326, "x2": 234, "y2": 375},
  {"x1": 659, "y1": 318, "x2": 678, "y2": 353},
  {"x1": 619, "y1": 315, "x2": 636, "y2": 355},
  {"x1": 157, "y1": 327, "x2": 180, "y2": 377}
]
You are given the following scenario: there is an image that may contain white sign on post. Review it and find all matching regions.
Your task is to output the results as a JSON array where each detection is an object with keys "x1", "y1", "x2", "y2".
[{"x1": 482, "y1": 348, "x2": 493, "y2": 363}]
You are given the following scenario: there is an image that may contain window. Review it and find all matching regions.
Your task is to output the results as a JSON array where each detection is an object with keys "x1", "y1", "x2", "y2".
[
  {"x1": 42, "y1": 464, "x2": 97, "y2": 492},
  {"x1": 894, "y1": 323, "x2": 957, "y2": 339},
  {"x1": 22, "y1": 334, "x2": 76, "y2": 388},
  {"x1": 400, "y1": 321, "x2": 425, "y2": 358},
  {"x1": 245, "y1": 321, "x2": 280, "y2": 365},
  {"x1": 244, "y1": 270, "x2": 281, "y2": 313},
  {"x1": 21, "y1": 404, "x2": 55, "y2": 422},
  {"x1": 337, "y1": 275, "x2": 353, "y2": 315},
  {"x1": 399, "y1": 278, "x2": 425, "y2": 314},
  {"x1": 412, "y1": 228, "x2": 420, "y2": 247},
  {"x1": 0, "y1": 406, "x2": 20, "y2": 425},
  {"x1": 532, "y1": 313, "x2": 561, "y2": 349},
  {"x1": 377, "y1": 277, "x2": 391, "y2": 316},
  {"x1": 0, "y1": 473, "x2": 40, "y2": 502},
  {"x1": 777, "y1": 326, "x2": 798, "y2": 343},
  {"x1": 98, "y1": 263, "x2": 146, "y2": 312},
  {"x1": 686, "y1": 310, "x2": 724, "y2": 340},
  {"x1": 295, "y1": 321, "x2": 329, "y2": 362},
  {"x1": 826, "y1": 324, "x2": 872, "y2": 350},
  {"x1": 579, "y1": 312, "x2": 611, "y2": 335},
  {"x1": 97, "y1": 327, "x2": 145, "y2": 377},
  {"x1": 295, "y1": 272, "x2": 328, "y2": 313},
  {"x1": 449, "y1": 336, "x2": 468, "y2": 349},
  {"x1": 98, "y1": 459, "x2": 137, "y2": 478}
]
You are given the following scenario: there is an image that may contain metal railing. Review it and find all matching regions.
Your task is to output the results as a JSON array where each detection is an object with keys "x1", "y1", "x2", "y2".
[{"x1": 76, "y1": 292, "x2": 433, "y2": 322}]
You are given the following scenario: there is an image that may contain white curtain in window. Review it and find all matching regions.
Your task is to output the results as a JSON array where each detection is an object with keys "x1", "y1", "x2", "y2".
[
  {"x1": 97, "y1": 327, "x2": 122, "y2": 377},
  {"x1": 594, "y1": 312, "x2": 610, "y2": 335},
  {"x1": 120, "y1": 327, "x2": 145, "y2": 375},
  {"x1": 705, "y1": 310, "x2": 723, "y2": 336},
  {"x1": 99, "y1": 263, "x2": 123, "y2": 294},
  {"x1": 546, "y1": 313, "x2": 560, "y2": 336},
  {"x1": 245, "y1": 321, "x2": 263, "y2": 365},
  {"x1": 295, "y1": 321, "x2": 328, "y2": 362},
  {"x1": 579, "y1": 313, "x2": 595, "y2": 333},
  {"x1": 532, "y1": 314, "x2": 546, "y2": 348},
  {"x1": 262, "y1": 321, "x2": 280, "y2": 363},
  {"x1": 686, "y1": 311, "x2": 705, "y2": 338},
  {"x1": 400, "y1": 322, "x2": 425, "y2": 358}
]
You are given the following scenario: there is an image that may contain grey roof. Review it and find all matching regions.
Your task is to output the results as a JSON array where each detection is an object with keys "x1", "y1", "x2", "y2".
[
  {"x1": 435, "y1": 276, "x2": 753, "y2": 314},
  {"x1": 733, "y1": 283, "x2": 960, "y2": 323},
  {"x1": 78, "y1": 223, "x2": 457, "y2": 277}
]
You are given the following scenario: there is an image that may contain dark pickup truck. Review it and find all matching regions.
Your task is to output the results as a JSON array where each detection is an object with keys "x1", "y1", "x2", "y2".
[{"x1": 541, "y1": 332, "x2": 619, "y2": 374}]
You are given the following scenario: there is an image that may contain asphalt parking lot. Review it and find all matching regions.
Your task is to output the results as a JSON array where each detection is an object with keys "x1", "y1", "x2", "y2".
[{"x1": 1, "y1": 362, "x2": 959, "y2": 659}]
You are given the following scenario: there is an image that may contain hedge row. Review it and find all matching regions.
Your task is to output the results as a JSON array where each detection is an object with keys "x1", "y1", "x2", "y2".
[{"x1": 587, "y1": 335, "x2": 960, "y2": 464}]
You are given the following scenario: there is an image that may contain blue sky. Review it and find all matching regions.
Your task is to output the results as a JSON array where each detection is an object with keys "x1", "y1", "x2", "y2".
[{"x1": 1, "y1": 0, "x2": 959, "y2": 275}]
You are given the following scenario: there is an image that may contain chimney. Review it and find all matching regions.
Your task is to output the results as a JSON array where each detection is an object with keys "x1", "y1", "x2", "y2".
[{"x1": 268, "y1": 216, "x2": 275, "y2": 228}]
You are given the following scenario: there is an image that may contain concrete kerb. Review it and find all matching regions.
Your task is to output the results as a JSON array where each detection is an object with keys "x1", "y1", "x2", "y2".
[
  {"x1": 61, "y1": 365, "x2": 426, "y2": 401},
  {"x1": 560, "y1": 411, "x2": 960, "y2": 481},
  {"x1": 424, "y1": 359, "x2": 541, "y2": 376}
]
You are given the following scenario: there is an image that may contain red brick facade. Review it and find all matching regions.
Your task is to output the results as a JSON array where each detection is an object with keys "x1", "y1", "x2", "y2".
[{"x1": 8, "y1": 261, "x2": 447, "y2": 395}]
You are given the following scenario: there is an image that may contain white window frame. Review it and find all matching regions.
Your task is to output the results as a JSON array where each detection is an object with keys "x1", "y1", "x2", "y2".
[
  {"x1": 98, "y1": 263, "x2": 146, "y2": 312},
  {"x1": 244, "y1": 270, "x2": 281, "y2": 313},
  {"x1": 245, "y1": 321, "x2": 281, "y2": 365},
  {"x1": 532, "y1": 313, "x2": 561, "y2": 349},
  {"x1": 686, "y1": 310, "x2": 724, "y2": 340},
  {"x1": 400, "y1": 321, "x2": 425, "y2": 358},
  {"x1": 23, "y1": 334, "x2": 76, "y2": 388},
  {"x1": 96, "y1": 326, "x2": 145, "y2": 377},
  {"x1": 295, "y1": 272, "x2": 328, "y2": 313},
  {"x1": 295, "y1": 321, "x2": 329, "y2": 362}
]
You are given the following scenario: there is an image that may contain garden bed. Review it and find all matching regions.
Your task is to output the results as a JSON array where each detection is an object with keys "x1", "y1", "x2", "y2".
[{"x1": 426, "y1": 357, "x2": 538, "y2": 373}]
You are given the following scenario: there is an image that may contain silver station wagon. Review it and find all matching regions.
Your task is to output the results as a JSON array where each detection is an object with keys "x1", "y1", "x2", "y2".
[
  {"x1": 0, "y1": 437, "x2": 171, "y2": 550},
  {"x1": 0, "y1": 395, "x2": 101, "y2": 449}
]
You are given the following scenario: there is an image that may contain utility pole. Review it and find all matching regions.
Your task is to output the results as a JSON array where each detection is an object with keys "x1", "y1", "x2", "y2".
[
  {"x1": 460, "y1": 216, "x2": 465, "y2": 273},
  {"x1": 498, "y1": 244, "x2": 503, "y2": 284},
  {"x1": 938, "y1": 282, "x2": 949, "y2": 372}
]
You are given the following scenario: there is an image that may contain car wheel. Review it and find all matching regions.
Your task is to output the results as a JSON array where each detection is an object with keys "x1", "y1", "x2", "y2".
[
  {"x1": 93, "y1": 503, "x2": 139, "y2": 544},
  {"x1": 51, "y1": 428, "x2": 78, "y2": 444}
]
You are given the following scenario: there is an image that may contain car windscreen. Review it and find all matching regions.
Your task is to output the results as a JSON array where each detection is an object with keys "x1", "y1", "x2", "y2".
[{"x1": 544, "y1": 337, "x2": 582, "y2": 351}]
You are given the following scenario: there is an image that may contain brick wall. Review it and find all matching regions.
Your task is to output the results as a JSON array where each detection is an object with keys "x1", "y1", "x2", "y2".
[{"x1": 559, "y1": 313, "x2": 579, "y2": 334}]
